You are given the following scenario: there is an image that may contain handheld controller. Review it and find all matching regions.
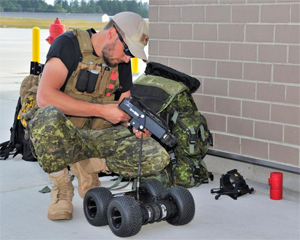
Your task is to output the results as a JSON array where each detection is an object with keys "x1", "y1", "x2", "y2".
[{"x1": 118, "y1": 97, "x2": 177, "y2": 147}]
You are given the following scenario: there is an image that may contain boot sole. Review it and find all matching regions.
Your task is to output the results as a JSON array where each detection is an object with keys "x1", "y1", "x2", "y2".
[{"x1": 48, "y1": 212, "x2": 73, "y2": 221}]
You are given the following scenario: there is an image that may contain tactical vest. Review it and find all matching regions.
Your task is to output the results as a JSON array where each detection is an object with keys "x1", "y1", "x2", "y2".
[{"x1": 64, "y1": 28, "x2": 120, "y2": 129}]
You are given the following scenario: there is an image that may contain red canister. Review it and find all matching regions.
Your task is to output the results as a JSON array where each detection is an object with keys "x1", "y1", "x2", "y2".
[{"x1": 268, "y1": 172, "x2": 283, "y2": 200}]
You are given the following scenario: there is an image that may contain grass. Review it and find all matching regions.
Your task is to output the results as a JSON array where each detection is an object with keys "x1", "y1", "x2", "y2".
[{"x1": 0, "y1": 17, "x2": 107, "y2": 29}]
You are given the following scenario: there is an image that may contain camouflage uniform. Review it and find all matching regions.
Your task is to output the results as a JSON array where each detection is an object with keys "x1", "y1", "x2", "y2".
[{"x1": 28, "y1": 106, "x2": 170, "y2": 177}]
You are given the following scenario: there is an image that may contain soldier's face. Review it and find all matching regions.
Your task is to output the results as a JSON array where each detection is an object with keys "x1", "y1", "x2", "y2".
[{"x1": 102, "y1": 39, "x2": 131, "y2": 68}]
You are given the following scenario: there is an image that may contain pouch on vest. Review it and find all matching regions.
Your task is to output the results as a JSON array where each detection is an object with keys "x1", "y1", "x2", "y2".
[{"x1": 64, "y1": 29, "x2": 120, "y2": 130}]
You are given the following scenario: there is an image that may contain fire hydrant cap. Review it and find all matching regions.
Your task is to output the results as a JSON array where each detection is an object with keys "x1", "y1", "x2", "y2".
[
  {"x1": 54, "y1": 18, "x2": 61, "y2": 24},
  {"x1": 46, "y1": 18, "x2": 66, "y2": 44}
]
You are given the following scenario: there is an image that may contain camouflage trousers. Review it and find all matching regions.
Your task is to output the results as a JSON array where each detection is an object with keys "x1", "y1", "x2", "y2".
[{"x1": 28, "y1": 106, "x2": 170, "y2": 177}]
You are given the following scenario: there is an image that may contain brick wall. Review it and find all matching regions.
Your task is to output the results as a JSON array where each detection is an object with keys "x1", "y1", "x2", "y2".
[{"x1": 148, "y1": 0, "x2": 300, "y2": 168}]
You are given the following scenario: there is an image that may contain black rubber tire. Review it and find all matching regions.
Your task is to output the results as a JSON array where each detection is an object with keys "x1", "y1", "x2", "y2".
[
  {"x1": 140, "y1": 178, "x2": 167, "y2": 198},
  {"x1": 107, "y1": 195, "x2": 143, "y2": 237},
  {"x1": 164, "y1": 186, "x2": 195, "y2": 226},
  {"x1": 83, "y1": 187, "x2": 113, "y2": 226}
]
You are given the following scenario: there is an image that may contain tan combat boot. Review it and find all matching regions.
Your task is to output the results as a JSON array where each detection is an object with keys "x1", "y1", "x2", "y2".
[
  {"x1": 70, "y1": 158, "x2": 109, "y2": 198},
  {"x1": 48, "y1": 168, "x2": 74, "y2": 220}
]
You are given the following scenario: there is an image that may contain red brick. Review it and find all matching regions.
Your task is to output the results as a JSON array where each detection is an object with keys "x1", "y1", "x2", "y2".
[
  {"x1": 219, "y1": 24, "x2": 244, "y2": 42},
  {"x1": 151, "y1": 0, "x2": 170, "y2": 5},
  {"x1": 244, "y1": 63, "x2": 272, "y2": 82},
  {"x1": 159, "y1": 7, "x2": 181, "y2": 22},
  {"x1": 202, "y1": 78, "x2": 228, "y2": 96},
  {"x1": 214, "y1": 133, "x2": 240, "y2": 154},
  {"x1": 276, "y1": 25, "x2": 300, "y2": 44},
  {"x1": 193, "y1": 0, "x2": 218, "y2": 3},
  {"x1": 169, "y1": 58, "x2": 192, "y2": 75},
  {"x1": 284, "y1": 125, "x2": 300, "y2": 146},
  {"x1": 170, "y1": 24, "x2": 193, "y2": 40},
  {"x1": 242, "y1": 101, "x2": 270, "y2": 121},
  {"x1": 230, "y1": 43, "x2": 257, "y2": 61},
  {"x1": 228, "y1": 117, "x2": 254, "y2": 137},
  {"x1": 216, "y1": 97, "x2": 241, "y2": 116},
  {"x1": 261, "y1": 5, "x2": 290, "y2": 23},
  {"x1": 258, "y1": 45, "x2": 287, "y2": 63},
  {"x1": 182, "y1": 6, "x2": 205, "y2": 22},
  {"x1": 203, "y1": 113, "x2": 226, "y2": 132},
  {"x1": 291, "y1": 3, "x2": 300, "y2": 23},
  {"x1": 149, "y1": 23, "x2": 169, "y2": 39},
  {"x1": 274, "y1": 65, "x2": 300, "y2": 84},
  {"x1": 181, "y1": 42, "x2": 203, "y2": 58},
  {"x1": 195, "y1": 77, "x2": 203, "y2": 94},
  {"x1": 257, "y1": 83, "x2": 286, "y2": 103},
  {"x1": 232, "y1": 5, "x2": 259, "y2": 23},
  {"x1": 247, "y1": 0, "x2": 275, "y2": 3},
  {"x1": 206, "y1": 6, "x2": 231, "y2": 22},
  {"x1": 246, "y1": 25, "x2": 274, "y2": 43},
  {"x1": 271, "y1": 104, "x2": 300, "y2": 125},
  {"x1": 171, "y1": 0, "x2": 193, "y2": 4},
  {"x1": 217, "y1": 61, "x2": 243, "y2": 79},
  {"x1": 149, "y1": 6, "x2": 159, "y2": 22},
  {"x1": 194, "y1": 24, "x2": 218, "y2": 41},
  {"x1": 286, "y1": 86, "x2": 300, "y2": 105},
  {"x1": 255, "y1": 121, "x2": 283, "y2": 142},
  {"x1": 192, "y1": 60, "x2": 216, "y2": 77},
  {"x1": 205, "y1": 43, "x2": 229, "y2": 60},
  {"x1": 149, "y1": 40, "x2": 158, "y2": 55},
  {"x1": 219, "y1": 0, "x2": 246, "y2": 3},
  {"x1": 241, "y1": 139, "x2": 269, "y2": 160},
  {"x1": 159, "y1": 40, "x2": 180, "y2": 57},
  {"x1": 288, "y1": 45, "x2": 300, "y2": 64},
  {"x1": 276, "y1": 0, "x2": 298, "y2": 2},
  {"x1": 148, "y1": 56, "x2": 168, "y2": 66},
  {"x1": 270, "y1": 144, "x2": 299, "y2": 166},
  {"x1": 229, "y1": 81, "x2": 256, "y2": 100},
  {"x1": 194, "y1": 95, "x2": 215, "y2": 112}
]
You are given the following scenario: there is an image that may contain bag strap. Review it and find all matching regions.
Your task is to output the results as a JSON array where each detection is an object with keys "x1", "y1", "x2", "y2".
[
  {"x1": 72, "y1": 28, "x2": 93, "y2": 58},
  {"x1": 172, "y1": 112, "x2": 201, "y2": 155},
  {"x1": 174, "y1": 154, "x2": 210, "y2": 186},
  {"x1": 107, "y1": 175, "x2": 132, "y2": 190},
  {"x1": 0, "y1": 141, "x2": 12, "y2": 160}
]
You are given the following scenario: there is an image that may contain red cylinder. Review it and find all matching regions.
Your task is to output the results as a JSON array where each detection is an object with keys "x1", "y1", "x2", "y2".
[
  {"x1": 268, "y1": 172, "x2": 283, "y2": 200},
  {"x1": 46, "y1": 18, "x2": 65, "y2": 44}
]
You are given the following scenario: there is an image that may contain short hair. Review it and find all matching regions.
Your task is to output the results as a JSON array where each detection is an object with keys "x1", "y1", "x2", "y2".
[{"x1": 104, "y1": 19, "x2": 125, "y2": 38}]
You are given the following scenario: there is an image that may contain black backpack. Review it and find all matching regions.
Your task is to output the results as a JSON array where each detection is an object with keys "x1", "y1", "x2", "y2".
[
  {"x1": 0, "y1": 97, "x2": 37, "y2": 161},
  {"x1": 0, "y1": 62, "x2": 43, "y2": 162}
]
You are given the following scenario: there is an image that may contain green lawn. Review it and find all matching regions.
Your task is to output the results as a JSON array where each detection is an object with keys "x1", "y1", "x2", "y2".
[{"x1": 0, "y1": 17, "x2": 106, "y2": 29}]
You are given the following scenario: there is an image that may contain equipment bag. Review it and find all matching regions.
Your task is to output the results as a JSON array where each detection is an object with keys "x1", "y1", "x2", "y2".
[
  {"x1": 0, "y1": 73, "x2": 40, "y2": 161},
  {"x1": 0, "y1": 96, "x2": 37, "y2": 161},
  {"x1": 131, "y1": 62, "x2": 214, "y2": 188}
]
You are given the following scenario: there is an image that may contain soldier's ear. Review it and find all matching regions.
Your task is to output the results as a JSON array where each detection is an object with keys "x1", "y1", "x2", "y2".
[{"x1": 107, "y1": 27, "x2": 117, "y2": 41}]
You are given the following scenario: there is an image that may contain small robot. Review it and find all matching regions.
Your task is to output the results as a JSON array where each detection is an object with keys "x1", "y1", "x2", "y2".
[
  {"x1": 83, "y1": 98, "x2": 195, "y2": 237},
  {"x1": 83, "y1": 178, "x2": 195, "y2": 237}
]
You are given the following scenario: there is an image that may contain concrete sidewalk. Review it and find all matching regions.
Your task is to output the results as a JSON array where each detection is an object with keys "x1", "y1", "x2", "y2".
[
  {"x1": 0, "y1": 158, "x2": 299, "y2": 240},
  {"x1": 0, "y1": 28, "x2": 299, "y2": 240}
]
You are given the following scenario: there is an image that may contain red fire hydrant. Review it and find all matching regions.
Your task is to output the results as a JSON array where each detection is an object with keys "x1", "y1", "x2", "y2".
[
  {"x1": 268, "y1": 172, "x2": 283, "y2": 200},
  {"x1": 46, "y1": 18, "x2": 65, "y2": 44}
]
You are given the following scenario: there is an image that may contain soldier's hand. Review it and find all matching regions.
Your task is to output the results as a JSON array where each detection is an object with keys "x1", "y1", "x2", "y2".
[
  {"x1": 102, "y1": 104, "x2": 131, "y2": 124},
  {"x1": 133, "y1": 127, "x2": 152, "y2": 139}
]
